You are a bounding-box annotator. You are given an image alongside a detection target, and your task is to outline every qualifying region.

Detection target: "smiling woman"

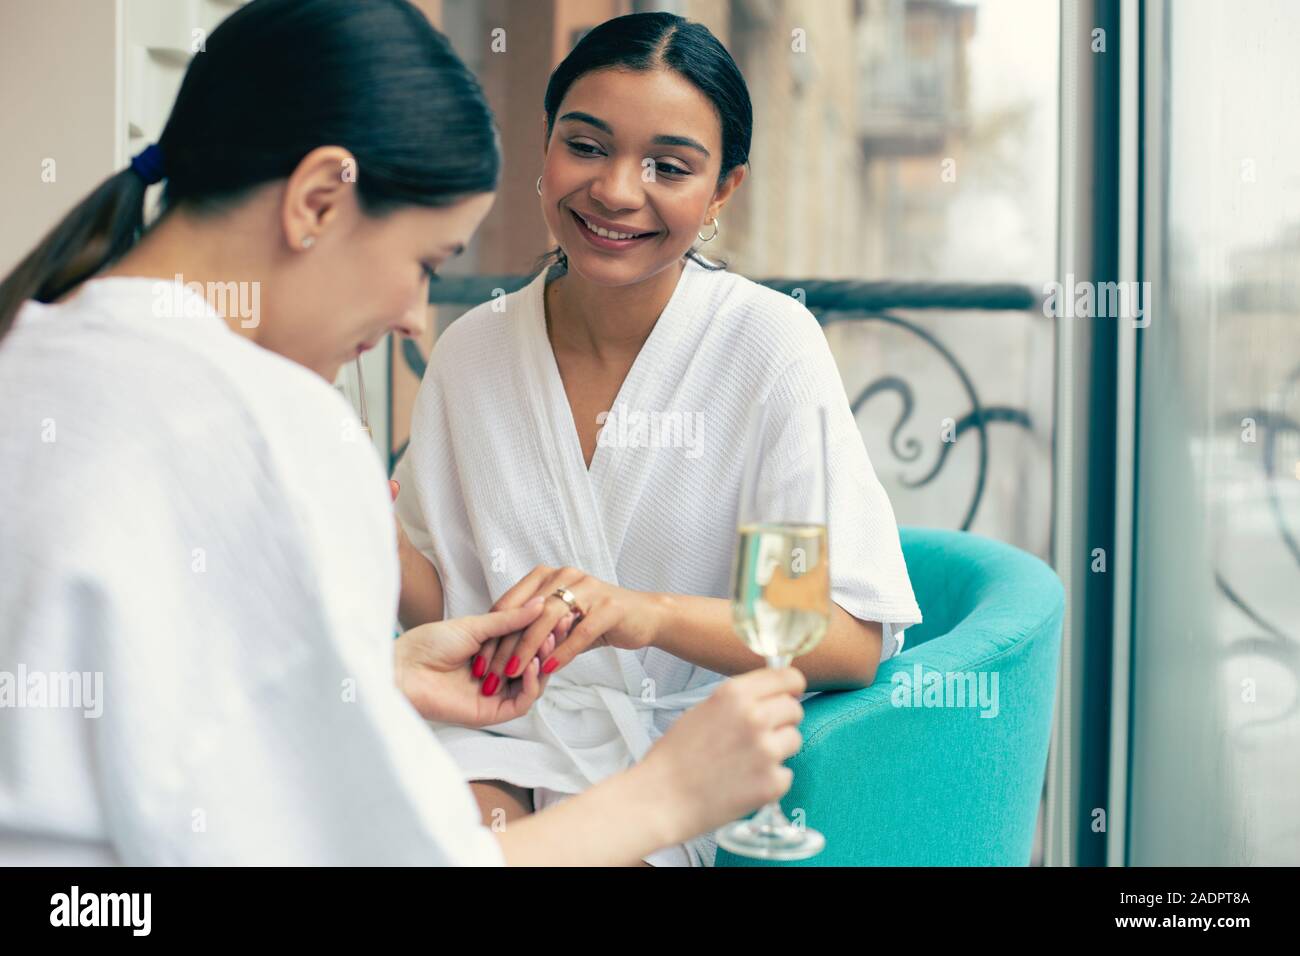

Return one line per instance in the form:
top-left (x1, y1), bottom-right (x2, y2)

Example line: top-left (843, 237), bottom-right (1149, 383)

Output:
top-left (393, 11), bottom-right (921, 868)
top-left (534, 11), bottom-right (752, 283)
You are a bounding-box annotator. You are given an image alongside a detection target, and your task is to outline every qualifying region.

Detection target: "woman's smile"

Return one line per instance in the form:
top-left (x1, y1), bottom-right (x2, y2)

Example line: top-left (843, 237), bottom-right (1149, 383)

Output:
top-left (568, 208), bottom-right (661, 252)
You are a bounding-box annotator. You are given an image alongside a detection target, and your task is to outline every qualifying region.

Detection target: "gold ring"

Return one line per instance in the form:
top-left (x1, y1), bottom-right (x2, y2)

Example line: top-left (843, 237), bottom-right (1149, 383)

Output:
top-left (550, 587), bottom-right (583, 618)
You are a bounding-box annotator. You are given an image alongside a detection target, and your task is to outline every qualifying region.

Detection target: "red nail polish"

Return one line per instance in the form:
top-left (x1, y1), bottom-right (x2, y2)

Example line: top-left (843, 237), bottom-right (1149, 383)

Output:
top-left (472, 656), bottom-right (486, 679)
top-left (505, 656), bottom-right (520, 677)
top-left (542, 658), bottom-right (560, 675)
top-left (482, 673), bottom-right (500, 696)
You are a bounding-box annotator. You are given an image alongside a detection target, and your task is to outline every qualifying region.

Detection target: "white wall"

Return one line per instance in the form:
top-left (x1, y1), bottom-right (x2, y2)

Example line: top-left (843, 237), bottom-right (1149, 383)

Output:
top-left (0, 0), bottom-right (122, 275)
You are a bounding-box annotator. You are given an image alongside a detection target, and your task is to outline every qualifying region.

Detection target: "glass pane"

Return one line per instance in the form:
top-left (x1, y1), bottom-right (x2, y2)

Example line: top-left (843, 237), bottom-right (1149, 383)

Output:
top-left (721, 0), bottom-right (1059, 555)
top-left (1130, 0), bottom-right (1300, 865)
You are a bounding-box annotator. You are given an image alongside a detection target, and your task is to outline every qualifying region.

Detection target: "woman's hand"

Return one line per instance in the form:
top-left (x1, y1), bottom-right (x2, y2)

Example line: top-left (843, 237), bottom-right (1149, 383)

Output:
top-left (476, 566), bottom-right (663, 691)
top-left (395, 599), bottom-right (558, 726)
top-left (638, 666), bottom-right (807, 839)
top-left (493, 666), bottom-right (808, 866)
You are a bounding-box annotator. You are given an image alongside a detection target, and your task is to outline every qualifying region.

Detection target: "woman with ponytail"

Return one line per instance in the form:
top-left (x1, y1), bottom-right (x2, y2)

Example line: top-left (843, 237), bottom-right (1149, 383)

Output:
top-left (0, 0), bottom-right (805, 866)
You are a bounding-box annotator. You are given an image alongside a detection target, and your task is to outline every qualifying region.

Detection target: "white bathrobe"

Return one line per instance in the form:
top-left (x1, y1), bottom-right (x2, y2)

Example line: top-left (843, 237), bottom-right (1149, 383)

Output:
top-left (394, 257), bottom-right (922, 866)
top-left (0, 277), bottom-right (500, 866)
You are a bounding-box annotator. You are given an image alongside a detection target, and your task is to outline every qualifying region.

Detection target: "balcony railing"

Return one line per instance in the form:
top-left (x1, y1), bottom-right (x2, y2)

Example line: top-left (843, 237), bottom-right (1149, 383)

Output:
top-left (410, 275), bottom-right (1043, 533)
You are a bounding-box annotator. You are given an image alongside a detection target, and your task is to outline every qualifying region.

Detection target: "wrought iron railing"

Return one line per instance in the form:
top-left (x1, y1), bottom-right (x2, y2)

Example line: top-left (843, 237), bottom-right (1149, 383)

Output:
top-left (407, 275), bottom-right (1044, 534)
top-left (1217, 378), bottom-right (1300, 733)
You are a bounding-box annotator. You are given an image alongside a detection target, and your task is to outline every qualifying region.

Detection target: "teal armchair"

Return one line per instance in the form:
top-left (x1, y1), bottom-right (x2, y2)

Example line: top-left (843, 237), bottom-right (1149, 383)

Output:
top-left (716, 527), bottom-right (1065, 866)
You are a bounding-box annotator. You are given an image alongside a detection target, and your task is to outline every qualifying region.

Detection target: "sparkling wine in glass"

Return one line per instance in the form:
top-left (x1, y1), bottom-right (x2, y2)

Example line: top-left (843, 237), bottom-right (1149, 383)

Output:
top-left (716, 403), bottom-right (830, 861)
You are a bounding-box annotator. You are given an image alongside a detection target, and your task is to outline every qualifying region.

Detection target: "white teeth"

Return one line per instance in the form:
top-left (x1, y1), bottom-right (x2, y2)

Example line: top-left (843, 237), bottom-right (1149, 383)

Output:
top-left (579, 214), bottom-right (644, 241)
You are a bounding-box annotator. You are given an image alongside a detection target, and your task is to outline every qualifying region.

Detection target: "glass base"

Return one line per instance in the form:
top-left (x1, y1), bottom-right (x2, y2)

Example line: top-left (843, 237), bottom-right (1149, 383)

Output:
top-left (716, 818), bottom-right (825, 861)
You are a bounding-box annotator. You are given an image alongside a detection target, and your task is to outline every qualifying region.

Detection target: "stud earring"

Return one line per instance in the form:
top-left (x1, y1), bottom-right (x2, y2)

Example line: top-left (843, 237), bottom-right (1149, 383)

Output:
top-left (301, 236), bottom-right (315, 250)
top-left (697, 218), bottom-right (720, 242)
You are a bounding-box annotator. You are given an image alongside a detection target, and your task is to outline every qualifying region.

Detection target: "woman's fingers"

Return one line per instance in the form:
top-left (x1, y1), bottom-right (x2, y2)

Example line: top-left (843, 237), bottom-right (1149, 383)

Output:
top-left (753, 690), bottom-right (806, 734)
top-left (732, 663), bottom-right (808, 701)
top-left (535, 601), bottom-right (617, 674)
top-left (483, 593), bottom-right (574, 694)
top-left (485, 630), bottom-right (523, 689)
top-left (473, 638), bottom-right (496, 681)
top-left (720, 668), bottom-right (806, 761)
top-left (454, 598), bottom-right (545, 643)
top-left (445, 598), bottom-right (545, 686)
top-left (516, 615), bottom-right (569, 676)
top-left (494, 658), bottom-right (543, 722)
top-left (639, 666), bottom-right (809, 836)
top-left (487, 630), bottom-right (559, 705)
top-left (487, 570), bottom-right (580, 682)
top-left (504, 598), bottom-right (573, 682)
top-left (490, 565), bottom-right (555, 612)
top-left (768, 724), bottom-right (804, 763)
top-left (454, 602), bottom-right (543, 680)
top-left (482, 567), bottom-right (587, 693)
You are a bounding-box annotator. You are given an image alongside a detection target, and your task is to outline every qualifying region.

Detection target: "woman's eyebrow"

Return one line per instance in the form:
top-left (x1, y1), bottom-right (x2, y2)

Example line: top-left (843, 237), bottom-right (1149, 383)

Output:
top-left (651, 134), bottom-right (710, 158)
top-left (558, 111), bottom-right (711, 158)
top-left (559, 110), bottom-right (613, 134)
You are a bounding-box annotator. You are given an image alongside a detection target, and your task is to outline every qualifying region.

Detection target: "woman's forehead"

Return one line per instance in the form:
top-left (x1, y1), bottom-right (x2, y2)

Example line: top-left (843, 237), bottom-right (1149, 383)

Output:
top-left (558, 68), bottom-right (722, 151)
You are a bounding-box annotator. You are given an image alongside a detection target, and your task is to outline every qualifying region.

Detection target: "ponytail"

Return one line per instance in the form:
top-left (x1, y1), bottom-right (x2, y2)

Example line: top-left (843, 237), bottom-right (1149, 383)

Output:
top-left (0, 0), bottom-right (500, 348)
top-left (0, 166), bottom-right (149, 344)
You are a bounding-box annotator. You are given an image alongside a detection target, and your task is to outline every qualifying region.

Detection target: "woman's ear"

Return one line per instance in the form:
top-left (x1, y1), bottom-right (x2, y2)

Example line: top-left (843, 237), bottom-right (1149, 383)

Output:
top-left (706, 164), bottom-right (748, 224)
top-left (280, 145), bottom-right (358, 251)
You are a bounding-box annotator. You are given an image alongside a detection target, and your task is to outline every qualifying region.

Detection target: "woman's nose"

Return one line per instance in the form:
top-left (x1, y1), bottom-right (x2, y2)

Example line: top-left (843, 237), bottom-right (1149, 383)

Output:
top-left (395, 283), bottom-right (429, 339)
top-left (589, 158), bottom-right (646, 212)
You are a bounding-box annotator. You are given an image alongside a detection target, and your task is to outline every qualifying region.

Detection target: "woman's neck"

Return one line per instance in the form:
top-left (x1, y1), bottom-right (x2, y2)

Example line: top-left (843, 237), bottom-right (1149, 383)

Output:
top-left (96, 206), bottom-right (271, 344)
top-left (545, 258), bottom-right (686, 365)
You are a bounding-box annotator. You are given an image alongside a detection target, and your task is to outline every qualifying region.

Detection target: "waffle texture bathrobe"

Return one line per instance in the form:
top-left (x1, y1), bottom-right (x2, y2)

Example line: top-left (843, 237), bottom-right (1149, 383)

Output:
top-left (0, 278), bottom-right (501, 866)
top-left (394, 258), bottom-right (922, 866)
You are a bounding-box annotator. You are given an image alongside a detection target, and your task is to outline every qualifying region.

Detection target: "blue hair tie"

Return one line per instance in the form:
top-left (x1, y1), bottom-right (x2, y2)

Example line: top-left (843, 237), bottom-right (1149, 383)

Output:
top-left (129, 143), bottom-right (165, 185)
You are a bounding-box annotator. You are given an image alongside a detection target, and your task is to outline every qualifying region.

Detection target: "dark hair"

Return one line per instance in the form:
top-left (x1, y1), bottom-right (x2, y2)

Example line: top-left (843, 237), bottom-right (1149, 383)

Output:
top-left (537, 11), bottom-right (752, 274)
top-left (0, 0), bottom-right (499, 343)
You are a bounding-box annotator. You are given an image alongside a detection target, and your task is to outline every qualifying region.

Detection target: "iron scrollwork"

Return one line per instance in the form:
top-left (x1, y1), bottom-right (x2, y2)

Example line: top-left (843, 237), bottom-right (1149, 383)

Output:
top-left (415, 275), bottom-right (1042, 530)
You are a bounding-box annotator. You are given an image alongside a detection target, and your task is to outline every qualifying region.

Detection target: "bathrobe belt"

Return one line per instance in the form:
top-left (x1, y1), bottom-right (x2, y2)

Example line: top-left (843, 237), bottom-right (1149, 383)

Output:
top-left (529, 677), bottom-right (719, 788)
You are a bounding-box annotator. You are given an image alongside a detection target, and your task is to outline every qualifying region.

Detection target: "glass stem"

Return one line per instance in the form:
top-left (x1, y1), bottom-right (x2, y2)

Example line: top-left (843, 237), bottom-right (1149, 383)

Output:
top-left (753, 654), bottom-right (796, 833)
top-left (750, 800), bottom-right (790, 836)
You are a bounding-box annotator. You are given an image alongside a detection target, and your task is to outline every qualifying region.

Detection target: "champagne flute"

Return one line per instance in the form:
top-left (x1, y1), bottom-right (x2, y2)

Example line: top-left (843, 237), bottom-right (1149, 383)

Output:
top-left (353, 356), bottom-right (372, 441)
top-left (337, 356), bottom-right (373, 442)
top-left (716, 403), bottom-right (830, 861)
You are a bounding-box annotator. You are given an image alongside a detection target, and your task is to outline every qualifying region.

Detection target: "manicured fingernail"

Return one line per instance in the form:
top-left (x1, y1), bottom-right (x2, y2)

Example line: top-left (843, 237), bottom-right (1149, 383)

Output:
top-left (524, 596), bottom-right (544, 609)
top-left (542, 658), bottom-right (560, 675)
top-left (481, 674), bottom-right (500, 696)
top-left (472, 656), bottom-right (486, 679)
top-left (505, 656), bottom-right (520, 677)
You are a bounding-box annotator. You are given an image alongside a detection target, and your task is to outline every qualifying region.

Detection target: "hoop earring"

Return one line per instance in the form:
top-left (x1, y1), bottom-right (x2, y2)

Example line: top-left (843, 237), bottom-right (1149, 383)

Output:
top-left (697, 218), bottom-right (720, 242)
top-left (536, 175), bottom-right (543, 196)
